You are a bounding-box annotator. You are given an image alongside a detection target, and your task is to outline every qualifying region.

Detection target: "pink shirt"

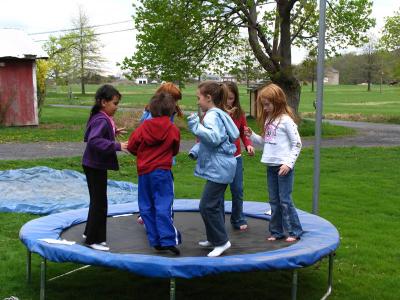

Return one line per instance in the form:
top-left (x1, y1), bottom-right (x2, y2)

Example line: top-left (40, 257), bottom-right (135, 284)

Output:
top-left (100, 111), bottom-right (116, 136)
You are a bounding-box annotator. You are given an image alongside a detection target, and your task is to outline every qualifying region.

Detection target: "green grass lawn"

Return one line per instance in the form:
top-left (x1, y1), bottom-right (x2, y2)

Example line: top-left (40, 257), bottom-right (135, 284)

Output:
top-left (1, 147), bottom-right (399, 299)
top-left (45, 83), bottom-right (400, 123)
top-left (0, 106), bottom-right (354, 143)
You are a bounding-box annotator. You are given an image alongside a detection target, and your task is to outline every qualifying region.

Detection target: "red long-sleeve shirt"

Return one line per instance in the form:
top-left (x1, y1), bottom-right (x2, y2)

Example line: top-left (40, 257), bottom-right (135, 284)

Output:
top-left (231, 114), bottom-right (252, 157)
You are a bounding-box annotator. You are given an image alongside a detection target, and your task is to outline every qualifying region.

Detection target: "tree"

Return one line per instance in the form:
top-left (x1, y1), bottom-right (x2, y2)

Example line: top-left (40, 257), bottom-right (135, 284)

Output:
top-left (295, 50), bottom-right (317, 92)
top-left (123, 0), bottom-right (375, 112)
top-left (228, 38), bottom-right (267, 89)
top-left (380, 8), bottom-right (400, 80)
top-left (43, 6), bottom-right (104, 93)
top-left (362, 35), bottom-right (379, 91)
top-left (380, 8), bottom-right (400, 52)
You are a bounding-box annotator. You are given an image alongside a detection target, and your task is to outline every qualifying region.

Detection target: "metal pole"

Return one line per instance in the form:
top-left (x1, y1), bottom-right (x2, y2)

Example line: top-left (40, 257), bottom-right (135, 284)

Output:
top-left (40, 258), bottom-right (47, 300)
top-left (321, 253), bottom-right (334, 300)
top-left (26, 250), bottom-right (31, 283)
top-left (312, 0), bottom-right (327, 215)
top-left (170, 278), bottom-right (176, 300)
top-left (291, 270), bottom-right (298, 300)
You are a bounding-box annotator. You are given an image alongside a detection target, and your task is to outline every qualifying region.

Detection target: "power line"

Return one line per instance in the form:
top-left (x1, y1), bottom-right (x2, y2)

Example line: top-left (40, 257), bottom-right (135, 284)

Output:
top-left (33, 28), bottom-right (135, 42)
top-left (28, 20), bottom-right (133, 35)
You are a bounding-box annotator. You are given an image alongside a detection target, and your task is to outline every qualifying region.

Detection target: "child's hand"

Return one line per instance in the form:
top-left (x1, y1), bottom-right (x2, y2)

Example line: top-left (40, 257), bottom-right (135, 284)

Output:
top-left (278, 164), bottom-right (291, 176)
top-left (120, 141), bottom-right (130, 154)
top-left (244, 126), bottom-right (252, 137)
top-left (246, 145), bottom-right (255, 156)
top-left (116, 127), bottom-right (127, 136)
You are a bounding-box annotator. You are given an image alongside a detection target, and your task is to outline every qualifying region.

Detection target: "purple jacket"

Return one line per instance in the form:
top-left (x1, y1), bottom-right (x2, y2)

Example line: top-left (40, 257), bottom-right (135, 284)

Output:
top-left (82, 113), bottom-right (121, 170)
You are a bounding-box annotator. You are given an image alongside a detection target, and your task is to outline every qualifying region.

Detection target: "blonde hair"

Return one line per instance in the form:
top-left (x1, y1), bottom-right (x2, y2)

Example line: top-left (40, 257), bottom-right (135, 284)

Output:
top-left (256, 83), bottom-right (298, 136)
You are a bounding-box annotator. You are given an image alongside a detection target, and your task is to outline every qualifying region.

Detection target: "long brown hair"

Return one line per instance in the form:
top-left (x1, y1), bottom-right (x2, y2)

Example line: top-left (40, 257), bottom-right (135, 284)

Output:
top-left (256, 83), bottom-right (298, 136)
top-left (198, 81), bottom-right (229, 111)
top-left (224, 81), bottom-right (244, 119)
top-left (145, 82), bottom-right (183, 117)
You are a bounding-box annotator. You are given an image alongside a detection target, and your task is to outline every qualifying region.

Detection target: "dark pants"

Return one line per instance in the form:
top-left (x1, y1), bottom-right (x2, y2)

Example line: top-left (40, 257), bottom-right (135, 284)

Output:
top-left (200, 180), bottom-right (229, 246)
top-left (83, 165), bottom-right (108, 244)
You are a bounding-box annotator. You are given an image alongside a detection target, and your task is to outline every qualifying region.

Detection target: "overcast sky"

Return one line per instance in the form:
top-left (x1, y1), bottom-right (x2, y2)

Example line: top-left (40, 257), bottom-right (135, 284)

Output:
top-left (0, 0), bottom-right (398, 75)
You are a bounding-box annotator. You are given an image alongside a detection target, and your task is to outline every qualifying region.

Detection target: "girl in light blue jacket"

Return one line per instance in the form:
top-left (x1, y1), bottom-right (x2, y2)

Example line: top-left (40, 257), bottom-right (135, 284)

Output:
top-left (187, 81), bottom-right (239, 257)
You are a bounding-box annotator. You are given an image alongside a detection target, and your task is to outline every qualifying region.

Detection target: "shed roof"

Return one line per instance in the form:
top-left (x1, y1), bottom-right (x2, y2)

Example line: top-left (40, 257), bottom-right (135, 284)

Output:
top-left (0, 28), bottom-right (48, 59)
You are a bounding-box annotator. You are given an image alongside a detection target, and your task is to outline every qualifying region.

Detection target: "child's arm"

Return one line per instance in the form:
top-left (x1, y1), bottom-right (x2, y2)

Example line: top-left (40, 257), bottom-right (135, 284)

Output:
top-left (188, 142), bottom-right (200, 160)
top-left (240, 115), bottom-right (255, 156)
top-left (172, 127), bottom-right (180, 157)
top-left (87, 119), bottom-right (121, 154)
top-left (187, 113), bottom-right (224, 147)
top-left (244, 126), bottom-right (264, 146)
top-left (127, 128), bottom-right (142, 155)
top-left (282, 118), bottom-right (302, 170)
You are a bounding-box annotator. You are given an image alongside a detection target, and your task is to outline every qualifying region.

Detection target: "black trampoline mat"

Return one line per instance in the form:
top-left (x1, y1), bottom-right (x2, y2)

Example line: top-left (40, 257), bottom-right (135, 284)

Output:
top-left (61, 212), bottom-right (295, 257)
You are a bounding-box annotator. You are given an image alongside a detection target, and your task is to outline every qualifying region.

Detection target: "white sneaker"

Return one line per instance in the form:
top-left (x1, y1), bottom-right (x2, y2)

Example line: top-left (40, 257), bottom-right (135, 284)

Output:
top-left (83, 235), bottom-right (107, 247)
top-left (198, 240), bottom-right (212, 247)
top-left (89, 243), bottom-right (110, 251)
top-left (207, 241), bottom-right (231, 257)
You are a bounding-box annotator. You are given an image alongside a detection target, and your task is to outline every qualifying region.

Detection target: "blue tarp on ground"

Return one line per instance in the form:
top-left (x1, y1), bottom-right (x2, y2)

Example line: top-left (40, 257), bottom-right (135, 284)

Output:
top-left (0, 167), bottom-right (137, 214)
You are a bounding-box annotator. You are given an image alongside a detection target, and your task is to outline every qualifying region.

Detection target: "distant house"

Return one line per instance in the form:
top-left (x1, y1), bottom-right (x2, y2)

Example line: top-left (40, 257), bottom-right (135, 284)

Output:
top-left (0, 29), bottom-right (48, 127)
top-left (202, 73), bottom-right (220, 81)
top-left (324, 67), bottom-right (339, 85)
top-left (221, 74), bottom-right (237, 82)
top-left (135, 75), bottom-right (148, 84)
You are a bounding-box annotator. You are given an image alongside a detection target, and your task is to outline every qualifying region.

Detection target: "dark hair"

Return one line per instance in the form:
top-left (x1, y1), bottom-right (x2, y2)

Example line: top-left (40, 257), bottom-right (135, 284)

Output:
top-left (224, 81), bottom-right (244, 119)
top-left (198, 81), bottom-right (229, 111)
top-left (90, 84), bottom-right (122, 117)
top-left (144, 82), bottom-right (183, 117)
top-left (149, 92), bottom-right (176, 117)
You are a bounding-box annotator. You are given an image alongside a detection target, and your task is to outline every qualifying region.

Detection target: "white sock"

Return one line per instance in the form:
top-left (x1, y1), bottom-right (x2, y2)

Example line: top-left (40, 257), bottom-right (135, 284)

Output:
top-left (207, 241), bottom-right (231, 257)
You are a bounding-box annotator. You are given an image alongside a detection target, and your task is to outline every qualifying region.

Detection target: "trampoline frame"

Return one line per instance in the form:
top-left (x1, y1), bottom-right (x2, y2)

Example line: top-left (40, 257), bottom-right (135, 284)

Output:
top-left (21, 200), bottom-right (339, 299)
top-left (26, 250), bottom-right (334, 300)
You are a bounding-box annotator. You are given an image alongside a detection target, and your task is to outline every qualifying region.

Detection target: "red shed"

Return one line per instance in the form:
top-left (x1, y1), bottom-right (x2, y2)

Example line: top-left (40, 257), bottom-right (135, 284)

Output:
top-left (0, 29), bottom-right (48, 126)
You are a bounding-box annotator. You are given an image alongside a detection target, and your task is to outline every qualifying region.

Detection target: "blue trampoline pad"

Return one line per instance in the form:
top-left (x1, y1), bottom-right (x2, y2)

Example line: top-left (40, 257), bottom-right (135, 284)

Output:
top-left (20, 200), bottom-right (339, 279)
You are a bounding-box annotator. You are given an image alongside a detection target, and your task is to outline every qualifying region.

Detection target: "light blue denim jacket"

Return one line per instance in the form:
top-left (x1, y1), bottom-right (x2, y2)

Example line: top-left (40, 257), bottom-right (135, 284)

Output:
top-left (187, 107), bottom-right (239, 184)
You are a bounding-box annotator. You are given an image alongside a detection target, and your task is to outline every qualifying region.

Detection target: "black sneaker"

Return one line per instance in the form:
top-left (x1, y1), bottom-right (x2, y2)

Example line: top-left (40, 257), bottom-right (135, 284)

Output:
top-left (154, 245), bottom-right (180, 255)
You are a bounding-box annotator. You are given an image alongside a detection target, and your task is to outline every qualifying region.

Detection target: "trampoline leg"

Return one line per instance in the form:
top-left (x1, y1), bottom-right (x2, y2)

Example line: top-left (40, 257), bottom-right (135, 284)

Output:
top-left (170, 278), bottom-right (176, 300)
top-left (26, 250), bottom-right (31, 284)
top-left (321, 253), bottom-right (334, 300)
top-left (40, 258), bottom-right (46, 300)
top-left (291, 270), bottom-right (298, 300)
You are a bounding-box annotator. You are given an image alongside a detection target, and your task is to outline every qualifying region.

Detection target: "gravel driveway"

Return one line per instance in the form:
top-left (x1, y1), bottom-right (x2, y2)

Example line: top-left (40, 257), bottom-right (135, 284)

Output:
top-left (0, 120), bottom-right (399, 160)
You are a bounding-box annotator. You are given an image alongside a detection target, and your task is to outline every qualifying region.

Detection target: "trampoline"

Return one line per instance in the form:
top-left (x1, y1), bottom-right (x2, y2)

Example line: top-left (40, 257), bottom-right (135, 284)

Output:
top-left (20, 200), bottom-right (339, 300)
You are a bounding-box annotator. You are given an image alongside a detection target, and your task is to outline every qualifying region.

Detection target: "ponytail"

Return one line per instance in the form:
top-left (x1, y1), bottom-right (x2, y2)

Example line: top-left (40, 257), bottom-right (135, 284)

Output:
top-left (198, 81), bottom-right (229, 112)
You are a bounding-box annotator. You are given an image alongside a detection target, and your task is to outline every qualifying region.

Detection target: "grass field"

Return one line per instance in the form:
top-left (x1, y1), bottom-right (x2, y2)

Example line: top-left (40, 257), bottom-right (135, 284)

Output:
top-left (1, 147), bottom-right (399, 299)
top-left (45, 83), bottom-right (400, 123)
top-left (0, 106), bottom-right (354, 143)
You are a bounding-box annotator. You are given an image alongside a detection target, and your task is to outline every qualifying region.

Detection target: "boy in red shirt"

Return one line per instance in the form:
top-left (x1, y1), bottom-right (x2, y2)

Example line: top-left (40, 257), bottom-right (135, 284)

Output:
top-left (127, 92), bottom-right (181, 255)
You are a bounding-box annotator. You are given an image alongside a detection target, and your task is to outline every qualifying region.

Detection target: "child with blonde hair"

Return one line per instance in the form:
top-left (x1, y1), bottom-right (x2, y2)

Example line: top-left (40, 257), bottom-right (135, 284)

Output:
top-left (244, 83), bottom-right (303, 242)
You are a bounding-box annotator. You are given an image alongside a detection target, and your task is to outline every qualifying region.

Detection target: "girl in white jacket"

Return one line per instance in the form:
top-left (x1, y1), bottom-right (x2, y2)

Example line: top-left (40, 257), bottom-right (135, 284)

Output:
top-left (244, 84), bottom-right (303, 242)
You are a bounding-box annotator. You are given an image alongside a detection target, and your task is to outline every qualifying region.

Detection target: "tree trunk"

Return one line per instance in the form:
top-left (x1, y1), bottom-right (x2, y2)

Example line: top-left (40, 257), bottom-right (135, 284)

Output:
top-left (272, 74), bottom-right (301, 114)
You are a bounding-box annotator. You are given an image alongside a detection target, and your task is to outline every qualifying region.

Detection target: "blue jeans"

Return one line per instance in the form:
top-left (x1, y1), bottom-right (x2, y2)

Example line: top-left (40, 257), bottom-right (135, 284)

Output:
top-left (267, 166), bottom-right (303, 238)
top-left (229, 156), bottom-right (247, 228)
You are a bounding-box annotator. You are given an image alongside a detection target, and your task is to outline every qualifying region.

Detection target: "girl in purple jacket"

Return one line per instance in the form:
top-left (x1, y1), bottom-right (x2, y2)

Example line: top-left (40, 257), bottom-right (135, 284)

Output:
top-left (82, 84), bottom-right (128, 251)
